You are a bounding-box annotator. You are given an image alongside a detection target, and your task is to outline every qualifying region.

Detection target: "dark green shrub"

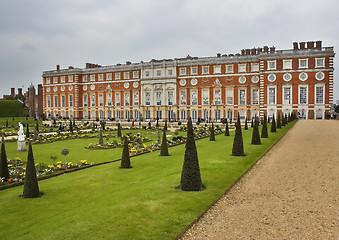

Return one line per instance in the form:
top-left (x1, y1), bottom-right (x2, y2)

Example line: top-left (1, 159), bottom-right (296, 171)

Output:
top-left (117, 123), bottom-right (122, 137)
top-left (252, 116), bottom-right (261, 145)
top-left (160, 122), bottom-right (169, 156)
top-left (225, 119), bottom-right (230, 136)
top-left (277, 113), bottom-right (282, 129)
top-left (261, 114), bottom-right (268, 138)
top-left (232, 115), bottom-right (245, 156)
top-left (209, 122), bottom-right (215, 141)
top-left (99, 128), bottom-right (104, 145)
top-left (120, 136), bottom-right (131, 169)
top-left (0, 139), bottom-right (10, 181)
top-left (244, 118), bottom-right (248, 130)
top-left (271, 114), bottom-right (277, 132)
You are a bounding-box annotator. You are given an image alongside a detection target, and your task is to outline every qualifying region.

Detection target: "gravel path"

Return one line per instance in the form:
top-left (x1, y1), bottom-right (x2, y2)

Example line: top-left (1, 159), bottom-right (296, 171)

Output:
top-left (179, 120), bottom-right (339, 239)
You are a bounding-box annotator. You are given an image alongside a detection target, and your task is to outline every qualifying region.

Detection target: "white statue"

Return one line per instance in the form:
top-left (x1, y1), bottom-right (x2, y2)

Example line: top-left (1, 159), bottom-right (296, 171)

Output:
top-left (17, 122), bottom-right (26, 151)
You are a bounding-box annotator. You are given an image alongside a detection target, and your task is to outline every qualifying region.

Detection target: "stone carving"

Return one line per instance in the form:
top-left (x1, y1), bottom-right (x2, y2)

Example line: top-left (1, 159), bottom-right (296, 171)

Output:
top-left (17, 122), bottom-right (26, 152)
top-left (213, 78), bottom-right (222, 87)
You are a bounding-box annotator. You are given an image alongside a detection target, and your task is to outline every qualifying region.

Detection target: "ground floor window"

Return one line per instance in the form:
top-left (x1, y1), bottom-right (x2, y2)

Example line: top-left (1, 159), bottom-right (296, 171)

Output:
top-left (100, 111), bottom-right (104, 120)
top-left (180, 110), bottom-right (186, 120)
top-left (227, 110), bottom-right (233, 121)
top-left (316, 109), bottom-right (323, 119)
top-left (214, 110), bottom-right (220, 121)
top-left (156, 110), bottom-right (162, 120)
top-left (83, 111), bottom-right (88, 119)
top-left (125, 110), bottom-right (130, 120)
top-left (192, 110), bottom-right (197, 121)
top-left (116, 110), bottom-right (121, 120)
top-left (91, 111), bottom-right (96, 119)
top-left (203, 110), bottom-right (209, 121)
top-left (239, 110), bottom-right (246, 122)
top-left (145, 110), bottom-right (150, 120)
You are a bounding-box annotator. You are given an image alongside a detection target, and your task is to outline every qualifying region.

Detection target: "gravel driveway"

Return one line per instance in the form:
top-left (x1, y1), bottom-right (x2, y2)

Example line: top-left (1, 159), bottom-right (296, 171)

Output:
top-left (179, 120), bottom-right (339, 239)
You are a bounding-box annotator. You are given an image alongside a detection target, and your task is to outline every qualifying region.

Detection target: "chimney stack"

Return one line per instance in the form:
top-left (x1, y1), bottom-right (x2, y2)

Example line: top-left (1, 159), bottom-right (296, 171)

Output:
top-left (11, 88), bottom-right (15, 96)
top-left (270, 46), bottom-right (276, 53)
top-left (56, 65), bottom-right (60, 70)
top-left (293, 42), bottom-right (299, 50)
top-left (245, 49), bottom-right (250, 55)
top-left (241, 49), bottom-right (245, 55)
top-left (18, 88), bottom-right (23, 95)
top-left (299, 42), bottom-right (306, 49)
top-left (251, 48), bottom-right (257, 55)
top-left (307, 41), bottom-right (314, 49)
top-left (263, 46), bottom-right (269, 52)
top-left (316, 40), bottom-right (322, 49)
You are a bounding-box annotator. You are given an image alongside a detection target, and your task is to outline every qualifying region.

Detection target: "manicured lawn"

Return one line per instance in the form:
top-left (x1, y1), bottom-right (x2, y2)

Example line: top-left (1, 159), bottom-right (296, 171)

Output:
top-left (0, 121), bottom-right (296, 240)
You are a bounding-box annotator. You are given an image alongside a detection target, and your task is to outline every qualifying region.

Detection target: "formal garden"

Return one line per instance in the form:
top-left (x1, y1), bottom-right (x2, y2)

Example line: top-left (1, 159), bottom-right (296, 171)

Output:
top-left (0, 114), bottom-right (297, 240)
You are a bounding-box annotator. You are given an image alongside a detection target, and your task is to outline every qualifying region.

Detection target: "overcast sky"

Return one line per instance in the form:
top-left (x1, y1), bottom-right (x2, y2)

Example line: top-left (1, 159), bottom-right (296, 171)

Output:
top-left (0, 0), bottom-right (338, 101)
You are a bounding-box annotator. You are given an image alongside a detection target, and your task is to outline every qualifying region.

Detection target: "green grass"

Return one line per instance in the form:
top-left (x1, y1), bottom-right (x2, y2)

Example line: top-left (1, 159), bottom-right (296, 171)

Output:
top-left (0, 117), bottom-right (41, 127)
top-left (0, 121), bottom-right (296, 240)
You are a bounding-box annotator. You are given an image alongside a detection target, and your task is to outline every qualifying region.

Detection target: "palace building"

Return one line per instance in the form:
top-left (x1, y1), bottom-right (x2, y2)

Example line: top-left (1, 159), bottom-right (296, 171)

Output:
top-left (42, 41), bottom-right (335, 121)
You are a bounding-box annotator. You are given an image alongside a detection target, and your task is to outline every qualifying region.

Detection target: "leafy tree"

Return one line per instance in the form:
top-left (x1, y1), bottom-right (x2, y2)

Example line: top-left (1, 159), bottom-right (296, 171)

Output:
top-left (261, 114), bottom-right (268, 138)
top-left (160, 122), bottom-right (169, 156)
top-left (117, 123), bottom-right (122, 137)
top-left (232, 115), bottom-right (245, 156)
top-left (252, 116), bottom-right (261, 145)
top-left (277, 113), bottom-right (282, 129)
top-left (22, 142), bottom-right (41, 198)
top-left (120, 136), bottom-right (132, 168)
top-left (180, 117), bottom-right (203, 191)
top-left (0, 137), bottom-right (10, 181)
top-left (224, 118), bottom-right (230, 136)
top-left (209, 122), bottom-right (215, 141)
top-left (271, 114), bottom-right (277, 132)
top-left (61, 148), bottom-right (69, 164)
top-left (244, 118), bottom-right (248, 130)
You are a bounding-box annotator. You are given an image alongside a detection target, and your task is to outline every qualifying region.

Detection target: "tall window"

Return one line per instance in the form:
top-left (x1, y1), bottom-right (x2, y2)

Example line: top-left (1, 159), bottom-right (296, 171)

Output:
top-left (227, 110), bottom-right (233, 120)
top-left (299, 86), bottom-right (308, 104)
top-left (115, 73), bottom-right (121, 80)
top-left (83, 95), bottom-right (88, 107)
top-left (47, 96), bottom-right (51, 108)
top-left (214, 65), bottom-right (221, 74)
top-left (91, 95), bottom-right (96, 107)
top-left (239, 89), bottom-right (246, 105)
top-left (191, 91), bottom-right (198, 105)
top-left (315, 86), bottom-right (324, 104)
top-left (100, 111), bottom-right (104, 119)
top-left (145, 110), bottom-right (150, 120)
top-left (191, 67), bottom-right (198, 75)
top-left (283, 87), bottom-right (291, 105)
top-left (116, 93), bottom-right (121, 106)
top-left (179, 68), bottom-right (186, 75)
top-left (315, 58), bottom-right (325, 68)
top-left (192, 110), bottom-right (197, 121)
top-left (252, 89), bottom-right (259, 105)
top-left (133, 92), bottom-right (139, 106)
top-left (214, 90), bottom-right (221, 105)
top-left (215, 110), bottom-right (220, 120)
top-left (251, 63), bottom-right (259, 72)
top-left (107, 73), bottom-right (112, 80)
top-left (125, 110), bottom-right (130, 120)
top-left (203, 110), bottom-right (209, 121)
top-left (61, 96), bottom-right (66, 107)
top-left (168, 91), bottom-right (173, 105)
top-left (268, 87), bottom-right (276, 105)
top-left (124, 93), bottom-right (130, 106)
top-left (181, 110), bottom-right (186, 120)
top-left (156, 92), bottom-right (162, 105)
top-left (156, 110), bottom-right (162, 119)
top-left (69, 95), bottom-right (73, 107)
top-left (54, 96), bottom-right (58, 107)
top-left (145, 92), bottom-right (150, 106)
top-left (226, 89), bottom-right (233, 105)
top-left (116, 110), bottom-right (121, 119)
top-left (202, 90), bottom-right (209, 105)
top-left (180, 91), bottom-right (186, 105)
top-left (107, 93), bottom-right (112, 106)
top-left (98, 94), bottom-right (103, 107)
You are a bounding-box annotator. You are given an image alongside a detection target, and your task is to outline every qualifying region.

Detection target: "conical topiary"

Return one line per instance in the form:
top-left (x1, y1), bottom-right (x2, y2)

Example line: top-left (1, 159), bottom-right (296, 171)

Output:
top-left (251, 117), bottom-right (254, 128)
top-left (261, 114), bottom-right (268, 138)
top-left (98, 128), bottom-right (104, 145)
top-left (117, 123), bottom-right (122, 137)
top-left (69, 120), bottom-right (73, 134)
top-left (277, 113), bottom-right (282, 129)
top-left (251, 116), bottom-right (261, 145)
top-left (244, 118), bottom-right (248, 130)
top-left (6, 119), bottom-right (8, 128)
top-left (26, 124), bottom-right (30, 138)
top-left (22, 142), bottom-right (41, 198)
top-left (120, 136), bottom-right (131, 168)
top-left (232, 115), bottom-right (245, 156)
top-left (271, 114), bottom-right (277, 132)
top-left (225, 119), bottom-right (230, 136)
top-left (282, 114), bottom-right (286, 126)
top-left (180, 117), bottom-right (203, 191)
top-left (160, 122), bottom-right (169, 156)
top-left (0, 138), bottom-right (10, 181)
top-left (33, 125), bottom-right (38, 142)
top-left (210, 122), bottom-right (215, 141)
top-left (284, 114), bottom-right (288, 125)
top-left (36, 122), bottom-right (39, 133)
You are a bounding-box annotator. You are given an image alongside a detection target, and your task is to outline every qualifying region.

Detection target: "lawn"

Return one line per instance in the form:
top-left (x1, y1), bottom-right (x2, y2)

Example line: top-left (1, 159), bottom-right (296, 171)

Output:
top-left (0, 121), bottom-right (296, 240)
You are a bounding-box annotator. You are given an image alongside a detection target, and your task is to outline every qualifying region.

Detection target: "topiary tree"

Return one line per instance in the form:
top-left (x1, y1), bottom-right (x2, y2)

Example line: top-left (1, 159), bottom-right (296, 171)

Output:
top-left (251, 117), bottom-right (254, 128)
top-left (232, 115), bottom-right (245, 156)
top-left (160, 122), bottom-right (169, 156)
top-left (61, 148), bottom-right (69, 164)
top-left (180, 118), bottom-right (203, 191)
top-left (244, 117), bottom-right (248, 130)
top-left (224, 118), bottom-right (230, 136)
top-left (120, 136), bottom-right (132, 168)
top-left (277, 113), bottom-right (282, 129)
top-left (261, 114), bottom-right (268, 138)
top-left (282, 114), bottom-right (286, 126)
top-left (22, 142), bottom-right (41, 198)
top-left (98, 128), bottom-right (104, 145)
top-left (69, 120), bottom-right (73, 134)
top-left (209, 122), bottom-right (215, 141)
top-left (26, 123), bottom-right (30, 138)
top-left (251, 116), bottom-right (261, 145)
top-left (0, 137), bottom-right (10, 181)
top-left (36, 122), bottom-right (39, 133)
top-left (271, 114), bottom-right (277, 132)
top-left (33, 125), bottom-right (38, 142)
top-left (117, 123), bottom-right (122, 137)
top-left (284, 114), bottom-right (288, 125)
top-left (6, 119), bottom-right (8, 128)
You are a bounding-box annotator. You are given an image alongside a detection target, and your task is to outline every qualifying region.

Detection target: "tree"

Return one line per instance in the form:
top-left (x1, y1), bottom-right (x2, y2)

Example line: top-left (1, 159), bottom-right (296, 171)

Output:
top-left (160, 122), bottom-right (169, 156)
top-left (232, 115), bottom-right (245, 156)
top-left (252, 116), bottom-right (261, 145)
top-left (0, 137), bottom-right (10, 181)
top-left (98, 128), bottom-right (104, 145)
top-left (6, 119), bottom-right (8, 128)
top-left (282, 114), bottom-right (286, 126)
top-left (271, 114), bottom-right (277, 132)
top-left (26, 123), bottom-right (30, 138)
top-left (33, 124), bottom-right (38, 142)
top-left (36, 121), bottom-right (39, 132)
top-left (261, 114), bottom-right (268, 138)
top-left (277, 113), bottom-right (282, 129)
top-left (251, 117), bottom-right (254, 128)
top-left (22, 142), bottom-right (41, 198)
top-left (120, 136), bottom-right (131, 168)
top-left (209, 122), bottom-right (216, 141)
top-left (244, 118), bottom-right (248, 130)
top-left (224, 119), bottom-right (230, 136)
top-left (117, 123), bottom-right (122, 137)
top-left (69, 120), bottom-right (73, 134)
top-left (61, 148), bottom-right (69, 164)
top-left (180, 118), bottom-right (203, 191)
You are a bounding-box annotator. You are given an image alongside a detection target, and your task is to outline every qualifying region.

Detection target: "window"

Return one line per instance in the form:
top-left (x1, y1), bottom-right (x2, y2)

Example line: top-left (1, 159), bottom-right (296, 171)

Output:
top-left (238, 64), bottom-right (246, 73)
top-left (54, 95), bottom-right (58, 107)
top-left (124, 93), bottom-right (130, 106)
top-left (83, 111), bottom-right (88, 119)
top-left (299, 86), bottom-right (308, 104)
top-left (192, 110), bottom-right (198, 121)
top-left (145, 92), bottom-right (150, 106)
top-left (90, 75), bottom-right (95, 81)
top-left (156, 92), bottom-right (162, 105)
top-left (168, 91), bottom-right (173, 105)
top-left (156, 70), bottom-right (161, 77)
top-left (99, 111), bottom-right (104, 119)
top-left (283, 59), bottom-right (292, 69)
top-left (315, 86), bottom-right (324, 104)
top-left (191, 67), bottom-right (198, 75)
top-left (215, 110), bottom-right (220, 121)
top-left (107, 73), bottom-right (112, 80)
top-left (61, 76), bottom-right (65, 83)
top-left (191, 91), bottom-right (198, 105)
top-left (107, 93), bottom-right (112, 106)
top-left (53, 77), bottom-right (58, 84)
top-left (133, 92), bottom-right (139, 106)
top-left (299, 59), bottom-right (308, 69)
top-left (252, 110), bottom-right (259, 119)
top-left (124, 72), bottom-right (130, 79)
top-left (46, 78), bottom-right (51, 84)
top-left (267, 60), bottom-right (276, 70)
top-left (227, 110), bottom-right (233, 120)
top-left (91, 94), bottom-right (96, 107)
top-left (268, 87), bottom-right (276, 105)
top-left (252, 89), bottom-right (259, 105)
top-left (83, 76), bottom-right (88, 82)
top-left (179, 68), bottom-right (186, 75)
top-left (214, 90), bottom-right (221, 105)
top-left (181, 110), bottom-right (186, 120)
top-left (69, 111), bottom-right (73, 119)
top-left (283, 87), bottom-right (291, 105)
top-left (133, 71), bottom-right (139, 79)
top-left (116, 93), bottom-right (121, 106)
top-left (214, 65), bottom-right (221, 74)
top-left (251, 63), bottom-right (259, 72)
top-left (226, 89), bottom-right (233, 105)
top-left (98, 74), bottom-right (103, 81)
top-left (134, 110), bottom-right (139, 120)
top-left (99, 94), bottom-right (103, 107)
top-left (83, 95), bottom-right (88, 107)
top-left (47, 96), bottom-right (51, 108)
top-left (202, 90), bottom-right (209, 105)
top-left (315, 58), bottom-right (325, 68)
top-left (203, 110), bottom-right (209, 121)
top-left (116, 110), bottom-right (121, 120)
top-left (115, 73), bottom-right (121, 80)
top-left (125, 110), bottom-right (130, 120)
top-left (68, 76), bottom-right (73, 82)
top-left (61, 96), bottom-right (66, 107)
top-left (239, 110), bottom-right (246, 121)
top-left (156, 110), bottom-right (162, 120)
top-left (168, 69), bottom-right (173, 76)
top-left (145, 71), bottom-right (150, 77)
top-left (62, 111), bottom-right (66, 118)
top-left (239, 89), bottom-right (246, 105)
top-left (202, 66), bottom-right (209, 74)
top-left (91, 111), bottom-right (96, 119)
top-left (316, 110), bottom-right (323, 119)
top-left (69, 95), bottom-right (73, 107)
top-left (226, 65), bottom-right (233, 73)
top-left (180, 91), bottom-right (186, 105)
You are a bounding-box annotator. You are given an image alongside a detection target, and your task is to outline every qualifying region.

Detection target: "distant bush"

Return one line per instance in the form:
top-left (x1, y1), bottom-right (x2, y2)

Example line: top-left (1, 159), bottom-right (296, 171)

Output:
top-left (0, 100), bottom-right (24, 117)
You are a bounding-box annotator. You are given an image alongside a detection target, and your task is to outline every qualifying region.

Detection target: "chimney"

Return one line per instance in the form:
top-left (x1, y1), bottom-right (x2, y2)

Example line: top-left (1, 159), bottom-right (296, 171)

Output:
top-left (293, 42), bottom-right (299, 50)
top-left (126, 61), bottom-right (131, 65)
top-left (18, 88), bottom-right (23, 95)
top-left (11, 88), bottom-right (15, 96)
top-left (263, 46), bottom-right (269, 52)
top-left (257, 47), bottom-right (262, 53)
top-left (245, 49), bottom-right (251, 55)
top-left (217, 53), bottom-right (221, 57)
top-left (56, 65), bottom-right (60, 71)
top-left (300, 42), bottom-right (306, 49)
top-left (241, 49), bottom-right (245, 55)
top-left (251, 48), bottom-right (257, 55)
top-left (68, 66), bottom-right (74, 69)
top-left (270, 46), bottom-right (276, 53)
top-left (307, 41), bottom-right (314, 49)
top-left (316, 41), bottom-right (322, 49)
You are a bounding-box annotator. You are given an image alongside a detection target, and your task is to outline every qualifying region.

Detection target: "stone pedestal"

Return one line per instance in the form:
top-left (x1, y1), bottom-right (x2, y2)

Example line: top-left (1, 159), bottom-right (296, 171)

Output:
top-left (17, 140), bottom-right (27, 152)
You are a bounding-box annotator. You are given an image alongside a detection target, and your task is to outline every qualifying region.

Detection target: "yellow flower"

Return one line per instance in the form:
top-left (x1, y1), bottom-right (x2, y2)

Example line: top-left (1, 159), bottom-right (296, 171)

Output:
top-left (57, 165), bottom-right (61, 168)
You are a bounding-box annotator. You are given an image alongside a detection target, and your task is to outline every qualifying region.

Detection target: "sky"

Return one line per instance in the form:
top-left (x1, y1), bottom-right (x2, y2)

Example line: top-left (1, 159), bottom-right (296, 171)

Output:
top-left (0, 0), bottom-right (338, 101)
